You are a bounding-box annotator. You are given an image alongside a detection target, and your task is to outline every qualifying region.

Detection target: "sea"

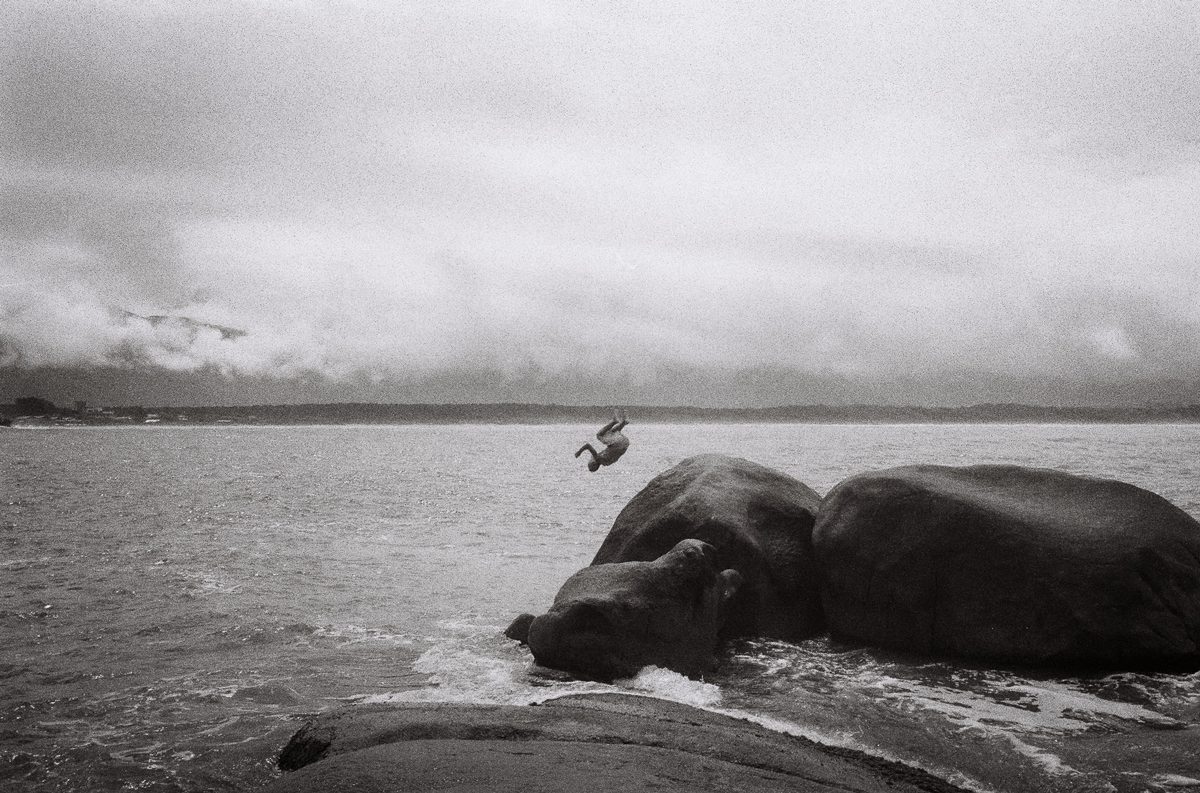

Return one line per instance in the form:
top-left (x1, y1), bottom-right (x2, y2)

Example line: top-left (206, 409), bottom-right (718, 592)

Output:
top-left (3, 422), bottom-right (1199, 793)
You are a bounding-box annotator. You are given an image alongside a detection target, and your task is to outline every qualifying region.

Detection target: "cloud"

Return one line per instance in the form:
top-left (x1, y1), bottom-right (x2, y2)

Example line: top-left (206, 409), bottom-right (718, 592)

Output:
top-left (2, 2), bottom-right (1199, 405)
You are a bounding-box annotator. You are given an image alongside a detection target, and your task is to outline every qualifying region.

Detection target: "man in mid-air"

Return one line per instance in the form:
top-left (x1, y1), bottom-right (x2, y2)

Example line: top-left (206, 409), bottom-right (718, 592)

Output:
top-left (575, 409), bottom-right (630, 472)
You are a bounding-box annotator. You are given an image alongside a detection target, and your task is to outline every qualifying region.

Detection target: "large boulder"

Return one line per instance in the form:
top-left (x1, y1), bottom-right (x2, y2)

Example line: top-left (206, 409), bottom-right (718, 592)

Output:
top-left (525, 538), bottom-right (743, 680)
top-left (814, 464), bottom-right (1200, 669)
top-left (264, 693), bottom-right (967, 793)
top-left (593, 454), bottom-right (826, 640)
top-left (509, 454), bottom-right (824, 680)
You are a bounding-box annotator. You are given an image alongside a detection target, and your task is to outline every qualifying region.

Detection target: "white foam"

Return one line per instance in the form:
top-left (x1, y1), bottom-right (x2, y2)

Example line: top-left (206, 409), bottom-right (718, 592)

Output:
top-left (360, 630), bottom-right (725, 709)
top-left (0, 556), bottom-right (51, 570)
top-left (1150, 773), bottom-right (1200, 788)
top-left (362, 650), bottom-right (608, 706)
top-left (707, 706), bottom-right (1001, 793)
top-left (619, 666), bottom-right (722, 708)
top-left (360, 627), bottom-right (602, 706)
top-left (1003, 681), bottom-right (1186, 730)
top-left (864, 674), bottom-right (1185, 735)
top-left (728, 644), bottom-right (793, 675)
top-left (309, 624), bottom-right (415, 646)
top-left (1002, 734), bottom-right (1082, 778)
top-left (713, 708), bottom-right (861, 751)
top-left (180, 572), bottom-right (242, 596)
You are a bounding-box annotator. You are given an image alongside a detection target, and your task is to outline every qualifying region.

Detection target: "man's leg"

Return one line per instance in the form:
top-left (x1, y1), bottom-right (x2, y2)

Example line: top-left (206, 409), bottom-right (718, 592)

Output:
top-left (595, 420), bottom-right (618, 440)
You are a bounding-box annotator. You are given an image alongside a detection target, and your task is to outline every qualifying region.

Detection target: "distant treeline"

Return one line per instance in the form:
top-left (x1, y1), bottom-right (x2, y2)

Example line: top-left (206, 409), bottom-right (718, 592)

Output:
top-left (8, 401), bottom-right (1196, 424)
top-left (215, 402), bottom-right (1200, 424)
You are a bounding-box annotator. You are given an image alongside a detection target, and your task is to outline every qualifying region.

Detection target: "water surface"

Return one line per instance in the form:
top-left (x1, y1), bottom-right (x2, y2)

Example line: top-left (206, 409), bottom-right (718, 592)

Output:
top-left (3, 423), bottom-right (1199, 792)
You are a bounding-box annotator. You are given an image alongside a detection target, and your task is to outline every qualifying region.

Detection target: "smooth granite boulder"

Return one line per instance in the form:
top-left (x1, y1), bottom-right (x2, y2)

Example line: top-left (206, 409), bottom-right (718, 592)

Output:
top-left (524, 538), bottom-right (743, 680)
top-left (508, 454), bottom-right (824, 679)
top-left (264, 693), bottom-right (967, 793)
top-left (814, 464), bottom-right (1200, 669)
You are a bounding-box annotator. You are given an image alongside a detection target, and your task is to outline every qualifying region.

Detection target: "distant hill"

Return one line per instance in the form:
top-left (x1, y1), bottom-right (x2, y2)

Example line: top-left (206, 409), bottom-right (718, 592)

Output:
top-left (89, 402), bottom-right (1200, 424)
top-left (7, 400), bottom-right (1200, 425)
top-left (120, 311), bottom-right (247, 340)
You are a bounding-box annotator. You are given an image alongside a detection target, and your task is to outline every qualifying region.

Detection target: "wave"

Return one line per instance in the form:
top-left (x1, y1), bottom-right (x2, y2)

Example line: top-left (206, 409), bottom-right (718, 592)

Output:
top-left (356, 619), bottom-right (720, 708)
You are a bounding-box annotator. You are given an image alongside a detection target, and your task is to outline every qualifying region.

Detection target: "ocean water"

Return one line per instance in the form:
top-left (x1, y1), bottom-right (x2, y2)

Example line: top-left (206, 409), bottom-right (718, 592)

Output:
top-left (3, 422), bottom-right (1199, 793)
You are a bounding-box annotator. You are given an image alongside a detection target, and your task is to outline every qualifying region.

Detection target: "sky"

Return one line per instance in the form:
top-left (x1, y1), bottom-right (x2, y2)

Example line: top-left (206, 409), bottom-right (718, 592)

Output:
top-left (2, 1), bottom-right (1199, 407)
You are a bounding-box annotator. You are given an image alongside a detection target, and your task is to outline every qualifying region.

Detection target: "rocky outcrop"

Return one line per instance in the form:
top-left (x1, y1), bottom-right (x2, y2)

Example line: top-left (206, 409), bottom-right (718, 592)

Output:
top-left (509, 455), bottom-right (824, 679)
top-left (594, 454), bottom-right (825, 640)
top-left (265, 693), bottom-right (967, 793)
top-left (814, 464), bottom-right (1200, 669)
top-left (523, 538), bottom-right (743, 680)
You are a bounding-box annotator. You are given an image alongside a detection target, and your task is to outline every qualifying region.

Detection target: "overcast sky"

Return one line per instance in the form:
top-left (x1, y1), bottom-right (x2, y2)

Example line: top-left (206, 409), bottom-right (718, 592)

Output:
top-left (2, 1), bottom-right (1199, 406)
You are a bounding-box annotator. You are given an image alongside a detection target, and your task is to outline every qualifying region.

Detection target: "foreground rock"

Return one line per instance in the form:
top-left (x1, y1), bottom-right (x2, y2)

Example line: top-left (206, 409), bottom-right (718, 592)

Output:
top-left (815, 464), bottom-right (1200, 669)
top-left (508, 454), bottom-right (824, 679)
top-left (265, 693), bottom-right (967, 793)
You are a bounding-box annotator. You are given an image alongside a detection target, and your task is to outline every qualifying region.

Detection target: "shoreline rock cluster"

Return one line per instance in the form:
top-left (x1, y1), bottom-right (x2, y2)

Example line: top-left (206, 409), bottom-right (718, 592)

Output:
top-left (267, 454), bottom-right (1200, 791)
top-left (511, 455), bottom-right (1200, 678)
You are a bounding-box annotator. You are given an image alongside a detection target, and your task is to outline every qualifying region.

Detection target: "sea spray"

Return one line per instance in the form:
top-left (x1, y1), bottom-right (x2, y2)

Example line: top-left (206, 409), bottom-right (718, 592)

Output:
top-left (362, 627), bottom-right (722, 707)
top-left (619, 666), bottom-right (722, 708)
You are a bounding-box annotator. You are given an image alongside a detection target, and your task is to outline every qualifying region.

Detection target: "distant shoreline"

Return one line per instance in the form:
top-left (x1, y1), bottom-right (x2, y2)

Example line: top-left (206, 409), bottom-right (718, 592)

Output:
top-left (6, 402), bottom-right (1200, 426)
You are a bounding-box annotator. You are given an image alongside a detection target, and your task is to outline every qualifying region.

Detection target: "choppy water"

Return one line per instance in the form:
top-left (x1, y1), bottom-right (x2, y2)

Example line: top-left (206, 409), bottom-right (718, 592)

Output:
top-left (2, 422), bottom-right (1199, 792)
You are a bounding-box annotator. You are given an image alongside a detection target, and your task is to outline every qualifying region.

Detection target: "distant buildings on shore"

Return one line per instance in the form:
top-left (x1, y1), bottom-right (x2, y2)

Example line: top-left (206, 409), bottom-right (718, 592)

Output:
top-left (0, 397), bottom-right (245, 426)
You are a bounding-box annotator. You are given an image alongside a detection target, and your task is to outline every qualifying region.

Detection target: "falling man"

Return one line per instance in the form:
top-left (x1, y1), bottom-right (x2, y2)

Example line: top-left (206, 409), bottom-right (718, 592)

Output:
top-left (575, 409), bottom-right (630, 472)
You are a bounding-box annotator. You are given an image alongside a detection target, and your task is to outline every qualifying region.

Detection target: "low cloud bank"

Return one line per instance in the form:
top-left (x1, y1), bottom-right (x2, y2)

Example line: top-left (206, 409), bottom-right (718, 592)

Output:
top-left (4, 226), bottom-right (1199, 407)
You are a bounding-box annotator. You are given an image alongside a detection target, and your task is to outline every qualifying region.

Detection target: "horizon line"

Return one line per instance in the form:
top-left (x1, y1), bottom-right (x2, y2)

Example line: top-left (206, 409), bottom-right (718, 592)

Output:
top-left (8, 399), bottom-right (1200, 412)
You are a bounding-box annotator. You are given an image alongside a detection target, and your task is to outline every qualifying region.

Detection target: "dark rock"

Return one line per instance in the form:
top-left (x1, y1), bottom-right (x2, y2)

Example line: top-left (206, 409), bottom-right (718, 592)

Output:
top-left (594, 454), bottom-right (825, 640)
top-left (520, 454), bottom-right (824, 679)
top-left (504, 613), bottom-right (534, 643)
top-left (814, 464), bottom-right (1200, 669)
top-left (527, 538), bottom-right (742, 680)
top-left (265, 693), bottom-right (968, 793)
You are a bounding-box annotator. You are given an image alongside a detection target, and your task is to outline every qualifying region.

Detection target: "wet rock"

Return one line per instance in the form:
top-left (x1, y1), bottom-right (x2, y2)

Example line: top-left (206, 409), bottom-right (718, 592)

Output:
top-left (266, 693), bottom-right (967, 793)
top-left (594, 454), bottom-right (824, 641)
top-left (815, 464), bottom-right (1200, 669)
top-left (504, 613), bottom-right (534, 643)
top-left (525, 538), bottom-right (742, 680)
top-left (515, 455), bottom-right (824, 679)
